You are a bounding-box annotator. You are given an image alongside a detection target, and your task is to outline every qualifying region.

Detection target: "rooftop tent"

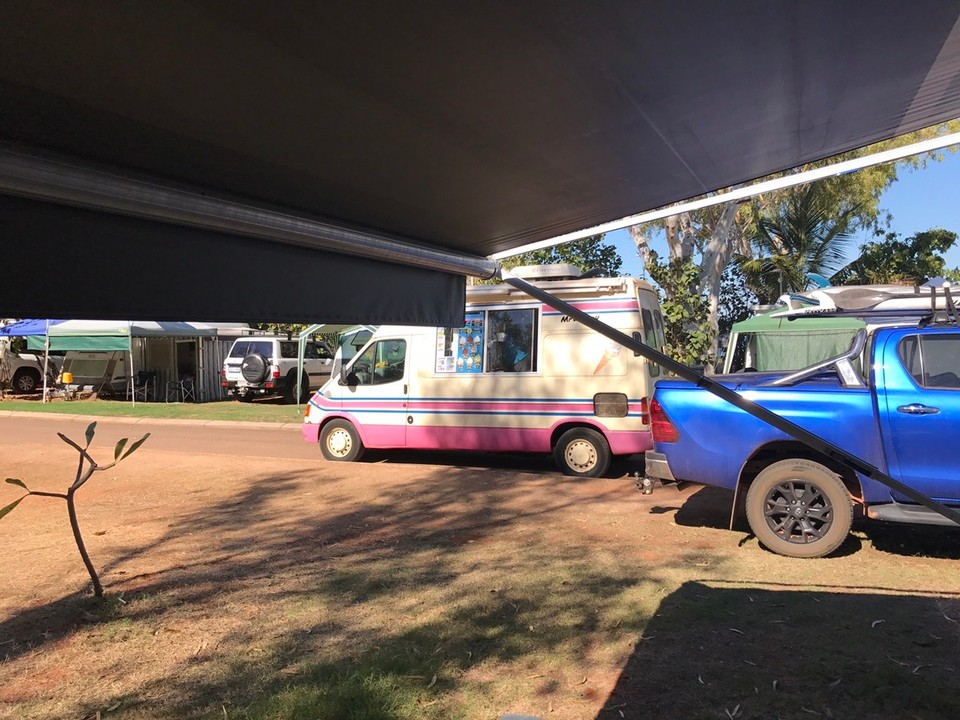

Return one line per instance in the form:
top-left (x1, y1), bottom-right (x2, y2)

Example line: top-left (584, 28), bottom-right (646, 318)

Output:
top-left (2, 2), bottom-right (960, 323)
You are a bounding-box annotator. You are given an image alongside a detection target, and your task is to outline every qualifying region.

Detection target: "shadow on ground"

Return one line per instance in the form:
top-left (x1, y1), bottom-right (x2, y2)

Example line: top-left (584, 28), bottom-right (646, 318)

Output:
top-left (0, 461), bottom-right (654, 718)
top-left (358, 449), bottom-right (647, 479)
top-left (598, 580), bottom-right (960, 720)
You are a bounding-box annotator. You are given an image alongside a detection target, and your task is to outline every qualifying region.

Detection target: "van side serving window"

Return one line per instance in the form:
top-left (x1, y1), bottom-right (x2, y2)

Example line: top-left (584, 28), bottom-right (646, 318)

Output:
top-left (436, 308), bottom-right (538, 374)
top-left (898, 334), bottom-right (960, 388)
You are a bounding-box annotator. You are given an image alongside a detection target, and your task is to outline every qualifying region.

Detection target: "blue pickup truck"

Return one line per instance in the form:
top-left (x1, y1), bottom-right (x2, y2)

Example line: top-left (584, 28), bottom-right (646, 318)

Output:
top-left (645, 324), bottom-right (960, 557)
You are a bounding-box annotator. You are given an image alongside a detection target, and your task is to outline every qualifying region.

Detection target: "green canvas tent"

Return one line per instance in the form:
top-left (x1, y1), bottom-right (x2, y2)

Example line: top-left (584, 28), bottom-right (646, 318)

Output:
top-left (723, 312), bottom-right (866, 374)
top-left (26, 320), bottom-right (218, 352)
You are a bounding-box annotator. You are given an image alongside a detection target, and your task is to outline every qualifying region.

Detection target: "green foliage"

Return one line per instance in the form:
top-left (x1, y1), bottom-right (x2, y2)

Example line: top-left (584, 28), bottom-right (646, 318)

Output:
top-left (718, 264), bottom-right (757, 337)
top-left (499, 235), bottom-right (622, 277)
top-left (833, 228), bottom-right (958, 286)
top-left (740, 184), bottom-right (859, 303)
top-left (633, 121), bottom-right (960, 363)
top-left (251, 323), bottom-right (312, 336)
top-left (645, 254), bottom-right (714, 366)
top-left (743, 120), bottom-right (960, 237)
top-left (1, 421), bottom-right (150, 598)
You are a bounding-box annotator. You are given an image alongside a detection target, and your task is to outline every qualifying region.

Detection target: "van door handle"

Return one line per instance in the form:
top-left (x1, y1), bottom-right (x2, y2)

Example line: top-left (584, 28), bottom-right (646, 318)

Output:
top-left (897, 404), bottom-right (940, 415)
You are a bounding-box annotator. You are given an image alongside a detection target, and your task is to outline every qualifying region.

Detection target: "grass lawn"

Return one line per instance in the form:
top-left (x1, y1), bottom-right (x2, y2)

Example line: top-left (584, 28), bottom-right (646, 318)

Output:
top-left (0, 397), bottom-right (301, 423)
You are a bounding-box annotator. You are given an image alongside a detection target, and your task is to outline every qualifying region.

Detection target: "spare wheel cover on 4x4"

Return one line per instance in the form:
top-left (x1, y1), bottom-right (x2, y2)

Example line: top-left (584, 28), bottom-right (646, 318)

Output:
top-left (241, 353), bottom-right (269, 383)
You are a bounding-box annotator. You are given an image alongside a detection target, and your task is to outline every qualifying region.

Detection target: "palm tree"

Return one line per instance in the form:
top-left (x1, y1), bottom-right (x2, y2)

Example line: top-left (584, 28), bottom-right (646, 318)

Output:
top-left (740, 184), bottom-right (859, 303)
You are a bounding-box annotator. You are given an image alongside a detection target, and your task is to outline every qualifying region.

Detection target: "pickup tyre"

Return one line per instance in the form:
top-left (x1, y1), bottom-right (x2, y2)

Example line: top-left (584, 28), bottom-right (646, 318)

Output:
top-left (745, 459), bottom-right (853, 558)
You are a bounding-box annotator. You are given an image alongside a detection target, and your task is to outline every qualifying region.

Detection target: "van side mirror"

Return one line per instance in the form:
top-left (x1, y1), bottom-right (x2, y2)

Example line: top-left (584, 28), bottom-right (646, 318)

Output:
top-left (338, 363), bottom-right (358, 387)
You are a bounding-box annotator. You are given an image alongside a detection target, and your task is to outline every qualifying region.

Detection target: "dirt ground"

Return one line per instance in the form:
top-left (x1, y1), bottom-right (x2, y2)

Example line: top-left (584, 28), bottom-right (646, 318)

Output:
top-left (1, 414), bottom-right (960, 720)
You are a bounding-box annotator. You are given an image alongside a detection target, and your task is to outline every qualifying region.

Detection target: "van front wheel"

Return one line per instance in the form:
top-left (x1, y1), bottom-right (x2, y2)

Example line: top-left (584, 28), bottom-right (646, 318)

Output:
top-left (553, 427), bottom-right (611, 478)
top-left (320, 419), bottom-right (365, 462)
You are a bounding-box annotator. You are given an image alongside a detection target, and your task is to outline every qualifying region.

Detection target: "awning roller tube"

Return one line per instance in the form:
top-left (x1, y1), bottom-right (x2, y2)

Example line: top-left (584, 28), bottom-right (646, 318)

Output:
top-left (0, 147), bottom-right (499, 280)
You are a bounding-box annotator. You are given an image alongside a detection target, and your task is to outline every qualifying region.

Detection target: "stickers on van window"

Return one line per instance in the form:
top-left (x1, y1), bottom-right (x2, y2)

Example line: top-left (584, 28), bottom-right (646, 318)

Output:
top-left (436, 313), bottom-right (484, 373)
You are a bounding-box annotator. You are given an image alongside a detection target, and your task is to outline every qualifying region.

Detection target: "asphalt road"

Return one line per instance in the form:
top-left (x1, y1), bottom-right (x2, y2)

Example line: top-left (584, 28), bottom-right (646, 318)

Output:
top-left (0, 412), bottom-right (647, 476)
top-left (0, 413), bottom-right (319, 462)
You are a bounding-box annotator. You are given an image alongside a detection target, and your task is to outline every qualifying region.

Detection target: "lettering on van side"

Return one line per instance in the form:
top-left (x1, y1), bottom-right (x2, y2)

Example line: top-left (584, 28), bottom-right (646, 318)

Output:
top-left (560, 314), bottom-right (601, 323)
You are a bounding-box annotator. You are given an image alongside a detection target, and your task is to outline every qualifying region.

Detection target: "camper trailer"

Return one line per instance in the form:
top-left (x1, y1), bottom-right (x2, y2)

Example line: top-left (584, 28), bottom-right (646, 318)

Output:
top-left (302, 266), bottom-right (666, 476)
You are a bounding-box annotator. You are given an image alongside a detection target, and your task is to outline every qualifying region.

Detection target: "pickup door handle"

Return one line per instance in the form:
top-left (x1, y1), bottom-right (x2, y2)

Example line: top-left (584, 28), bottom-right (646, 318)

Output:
top-left (897, 403), bottom-right (940, 415)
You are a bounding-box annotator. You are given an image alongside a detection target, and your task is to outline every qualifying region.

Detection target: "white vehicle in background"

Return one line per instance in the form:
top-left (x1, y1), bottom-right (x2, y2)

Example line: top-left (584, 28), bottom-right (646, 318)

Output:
top-left (0, 349), bottom-right (61, 394)
top-left (222, 336), bottom-right (334, 403)
top-left (303, 265), bottom-right (667, 477)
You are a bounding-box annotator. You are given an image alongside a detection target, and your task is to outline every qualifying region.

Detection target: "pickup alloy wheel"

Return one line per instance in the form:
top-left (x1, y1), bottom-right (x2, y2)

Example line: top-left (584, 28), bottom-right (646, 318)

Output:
top-left (745, 459), bottom-right (853, 558)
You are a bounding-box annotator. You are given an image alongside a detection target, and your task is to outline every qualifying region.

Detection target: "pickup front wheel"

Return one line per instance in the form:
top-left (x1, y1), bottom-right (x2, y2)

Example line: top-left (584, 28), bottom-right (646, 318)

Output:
top-left (745, 459), bottom-right (853, 558)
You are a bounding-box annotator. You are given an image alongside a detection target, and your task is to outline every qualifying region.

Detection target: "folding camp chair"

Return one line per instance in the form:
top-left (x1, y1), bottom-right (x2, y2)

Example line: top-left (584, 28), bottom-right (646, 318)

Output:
top-left (166, 374), bottom-right (197, 402)
top-left (130, 371), bottom-right (156, 402)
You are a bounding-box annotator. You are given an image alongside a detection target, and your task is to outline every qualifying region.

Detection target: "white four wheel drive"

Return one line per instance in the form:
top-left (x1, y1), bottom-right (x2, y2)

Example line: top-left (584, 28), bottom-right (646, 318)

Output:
top-left (0, 343), bottom-right (62, 394)
top-left (221, 336), bottom-right (333, 403)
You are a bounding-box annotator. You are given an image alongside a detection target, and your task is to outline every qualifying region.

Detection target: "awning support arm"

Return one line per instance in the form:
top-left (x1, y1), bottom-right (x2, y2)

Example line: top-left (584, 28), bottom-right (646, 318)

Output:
top-left (500, 269), bottom-right (960, 527)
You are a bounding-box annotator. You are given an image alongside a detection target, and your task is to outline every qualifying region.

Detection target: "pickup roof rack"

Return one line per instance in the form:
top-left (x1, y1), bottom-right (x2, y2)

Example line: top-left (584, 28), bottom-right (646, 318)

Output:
top-left (774, 285), bottom-right (960, 329)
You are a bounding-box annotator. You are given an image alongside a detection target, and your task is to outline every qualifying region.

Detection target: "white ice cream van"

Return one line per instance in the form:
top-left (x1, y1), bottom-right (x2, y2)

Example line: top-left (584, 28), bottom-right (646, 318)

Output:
top-left (302, 265), bottom-right (666, 476)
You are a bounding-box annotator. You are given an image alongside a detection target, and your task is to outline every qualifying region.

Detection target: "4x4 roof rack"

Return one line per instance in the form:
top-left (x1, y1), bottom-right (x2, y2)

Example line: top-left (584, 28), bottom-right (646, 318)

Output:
top-left (775, 285), bottom-right (960, 329)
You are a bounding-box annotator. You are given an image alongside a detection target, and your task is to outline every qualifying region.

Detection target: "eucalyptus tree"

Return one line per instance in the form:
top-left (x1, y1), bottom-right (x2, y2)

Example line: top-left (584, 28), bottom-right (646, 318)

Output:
top-left (629, 121), bottom-right (960, 365)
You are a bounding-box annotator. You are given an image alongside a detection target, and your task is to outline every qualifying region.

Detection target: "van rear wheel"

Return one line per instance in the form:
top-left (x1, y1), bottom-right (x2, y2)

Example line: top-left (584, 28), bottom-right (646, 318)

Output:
top-left (320, 419), bottom-right (364, 462)
top-left (553, 427), bottom-right (611, 478)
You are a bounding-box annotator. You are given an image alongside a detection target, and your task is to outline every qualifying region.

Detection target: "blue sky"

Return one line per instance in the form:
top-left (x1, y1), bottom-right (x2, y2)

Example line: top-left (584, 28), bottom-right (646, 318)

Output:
top-left (608, 150), bottom-right (960, 280)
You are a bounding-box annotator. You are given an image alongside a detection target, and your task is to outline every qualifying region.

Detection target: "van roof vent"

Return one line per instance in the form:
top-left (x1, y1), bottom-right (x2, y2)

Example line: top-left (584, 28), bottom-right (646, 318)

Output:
top-left (511, 264), bottom-right (581, 280)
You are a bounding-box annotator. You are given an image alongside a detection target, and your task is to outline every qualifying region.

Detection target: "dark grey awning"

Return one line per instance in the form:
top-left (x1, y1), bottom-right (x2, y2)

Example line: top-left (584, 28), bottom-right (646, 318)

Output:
top-left (2, 1), bottom-right (960, 323)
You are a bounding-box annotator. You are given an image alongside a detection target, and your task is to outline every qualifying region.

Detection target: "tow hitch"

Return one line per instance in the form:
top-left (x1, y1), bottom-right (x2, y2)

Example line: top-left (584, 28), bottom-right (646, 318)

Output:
top-left (634, 472), bottom-right (654, 495)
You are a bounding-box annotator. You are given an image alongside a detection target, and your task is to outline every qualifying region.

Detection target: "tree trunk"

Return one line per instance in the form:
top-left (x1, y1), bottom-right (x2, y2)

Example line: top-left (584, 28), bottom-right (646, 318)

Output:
top-left (67, 487), bottom-right (103, 597)
top-left (698, 202), bottom-right (745, 363)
